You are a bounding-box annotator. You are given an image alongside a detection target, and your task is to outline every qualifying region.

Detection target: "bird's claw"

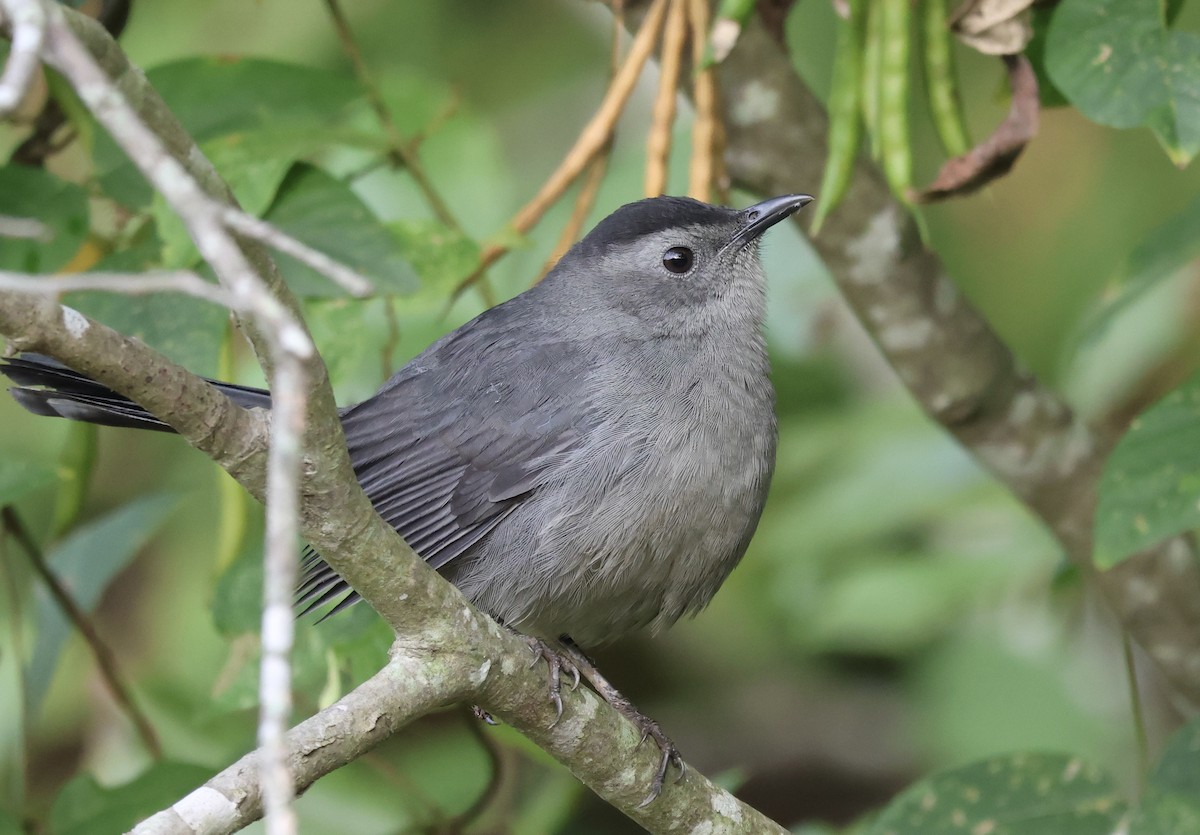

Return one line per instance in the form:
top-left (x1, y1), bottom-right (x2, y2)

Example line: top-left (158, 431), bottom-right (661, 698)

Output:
top-left (633, 716), bottom-right (685, 807)
top-left (526, 638), bottom-right (578, 725)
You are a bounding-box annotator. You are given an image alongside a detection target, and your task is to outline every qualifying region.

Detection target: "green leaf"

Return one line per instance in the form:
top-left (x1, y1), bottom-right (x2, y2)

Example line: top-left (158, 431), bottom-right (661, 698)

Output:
top-left (0, 166), bottom-right (89, 273)
top-left (1046, 0), bottom-right (1200, 165)
top-left (0, 808), bottom-right (21, 835)
top-left (49, 424), bottom-right (98, 539)
top-left (95, 57), bottom-right (368, 210)
top-left (1080, 190), bottom-right (1200, 346)
top-left (263, 164), bottom-right (419, 298)
top-left (1129, 716), bottom-right (1200, 833)
top-left (64, 234), bottom-right (229, 376)
top-left (211, 516), bottom-right (264, 637)
top-left (27, 493), bottom-right (179, 712)
top-left (148, 58), bottom-right (364, 144)
top-left (865, 752), bottom-right (1125, 835)
top-left (1026, 5), bottom-right (1071, 108)
top-left (49, 762), bottom-right (213, 835)
top-left (390, 219), bottom-right (481, 298)
top-left (1095, 371), bottom-right (1200, 567)
top-left (0, 459), bottom-right (59, 507)
top-left (808, 555), bottom-right (992, 655)
top-left (1130, 788), bottom-right (1200, 834)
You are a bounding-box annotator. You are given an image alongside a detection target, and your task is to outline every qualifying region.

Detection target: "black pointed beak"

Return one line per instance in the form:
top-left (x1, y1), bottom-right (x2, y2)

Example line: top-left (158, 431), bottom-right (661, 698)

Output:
top-left (729, 194), bottom-right (813, 247)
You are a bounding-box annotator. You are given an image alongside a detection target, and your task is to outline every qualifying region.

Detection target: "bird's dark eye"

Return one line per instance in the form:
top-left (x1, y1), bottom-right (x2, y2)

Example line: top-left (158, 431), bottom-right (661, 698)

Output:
top-left (662, 246), bottom-right (694, 275)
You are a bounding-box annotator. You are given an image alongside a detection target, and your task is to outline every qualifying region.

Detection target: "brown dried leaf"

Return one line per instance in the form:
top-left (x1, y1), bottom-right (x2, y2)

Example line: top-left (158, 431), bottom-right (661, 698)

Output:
top-left (950, 0), bottom-right (1035, 55)
top-left (913, 55), bottom-right (1039, 203)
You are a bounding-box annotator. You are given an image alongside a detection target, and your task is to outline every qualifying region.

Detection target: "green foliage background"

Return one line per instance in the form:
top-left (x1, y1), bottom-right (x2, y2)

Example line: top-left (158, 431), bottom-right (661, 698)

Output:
top-left (2, 1), bottom-right (1200, 832)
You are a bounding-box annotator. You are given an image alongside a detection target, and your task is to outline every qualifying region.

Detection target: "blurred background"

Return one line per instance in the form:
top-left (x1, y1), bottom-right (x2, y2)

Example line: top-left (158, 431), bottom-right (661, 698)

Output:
top-left (3, 1), bottom-right (1200, 832)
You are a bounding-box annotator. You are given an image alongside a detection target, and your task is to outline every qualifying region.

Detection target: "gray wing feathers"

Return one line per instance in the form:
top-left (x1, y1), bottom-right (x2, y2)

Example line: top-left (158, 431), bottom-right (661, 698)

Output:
top-left (298, 326), bottom-right (595, 615)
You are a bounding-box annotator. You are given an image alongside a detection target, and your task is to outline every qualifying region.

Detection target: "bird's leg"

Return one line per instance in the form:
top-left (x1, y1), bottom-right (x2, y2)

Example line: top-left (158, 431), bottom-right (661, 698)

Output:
top-left (526, 637), bottom-right (580, 725)
top-left (558, 639), bottom-right (685, 807)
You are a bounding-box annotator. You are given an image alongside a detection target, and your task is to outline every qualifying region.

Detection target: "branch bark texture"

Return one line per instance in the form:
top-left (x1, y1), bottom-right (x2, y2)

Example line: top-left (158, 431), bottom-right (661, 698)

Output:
top-left (703, 10), bottom-right (1200, 705)
top-left (0, 5), bottom-right (793, 832)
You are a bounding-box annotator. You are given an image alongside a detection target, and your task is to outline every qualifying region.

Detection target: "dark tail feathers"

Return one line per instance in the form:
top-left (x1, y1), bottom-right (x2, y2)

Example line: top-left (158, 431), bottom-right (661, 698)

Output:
top-left (1, 354), bottom-right (272, 432)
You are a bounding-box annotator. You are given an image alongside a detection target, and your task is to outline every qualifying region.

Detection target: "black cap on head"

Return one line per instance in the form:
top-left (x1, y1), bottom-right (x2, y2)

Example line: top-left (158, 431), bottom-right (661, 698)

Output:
top-left (576, 196), bottom-right (735, 256)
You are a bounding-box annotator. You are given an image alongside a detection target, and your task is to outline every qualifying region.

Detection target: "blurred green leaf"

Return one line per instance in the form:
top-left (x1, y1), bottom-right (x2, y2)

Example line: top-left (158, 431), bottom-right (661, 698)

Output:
top-left (211, 518), bottom-right (264, 638)
top-left (148, 57), bottom-right (364, 143)
top-left (304, 298), bottom-right (394, 401)
top-left (865, 752), bottom-right (1125, 835)
top-left (0, 166), bottom-right (89, 273)
top-left (205, 627), bottom-right (340, 718)
top-left (49, 762), bottom-right (213, 835)
top-left (808, 555), bottom-right (995, 656)
top-left (0, 459), bottom-right (59, 507)
top-left (0, 532), bottom-right (28, 815)
top-left (28, 493), bottom-right (179, 712)
top-left (1130, 788), bottom-right (1200, 834)
top-left (1129, 716), bottom-right (1200, 833)
top-left (511, 770), bottom-right (584, 835)
top-left (64, 234), bottom-right (229, 376)
top-left (1167, 0), bottom-right (1187, 26)
top-left (1080, 190), bottom-right (1200, 346)
top-left (1025, 5), bottom-right (1071, 108)
top-left (49, 424), bottom-right (97, 539)
top-left (390, 218), bottom-right (481, 297)
top-left (1046, 0), bottom-right (1200, 165)
top-left (1095, 370), bottom-right (1200, 567)
top-left (0, 808), bottom-right (21, 835)
top-left (1149, 715), bottom-right (1200, 798)
top-left (263, 164), bottom-right (420, 298)
top-left (96, 57), bottom-right (367, 209)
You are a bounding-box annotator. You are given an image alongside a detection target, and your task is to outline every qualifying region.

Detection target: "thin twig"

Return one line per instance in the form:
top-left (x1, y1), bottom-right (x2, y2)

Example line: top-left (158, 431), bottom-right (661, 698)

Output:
top-left (321, 0), bottom-right (493, 306)
top-left (321, 0), bottom-right (456, 230)
top-left (537, 152), bottom-right (610, 282)
top-left (0, 269), bottom-right (235, 307)
top-left (537, 2), bottom-right (629, 280)
top-left (258, 353), bottom-right (306, 835)
top-left (454, 0), bottom-right (670, 296)
top-left (0, 215), bottom-right (50, 241)
top-left (36, 7), bottom-right (316, 831)
top-left (1, 506), bottom-right (163, 759)
top-left (408, 85), bottom-right (462, 150)
top-left (686, 0), bottom-right (718, 201)
top-left (1122, 631), bottom-right (1149, 794)
top-left (645, 0), bottom-right (687, 196)
top-left (0, 0), bottom-right (46, 118)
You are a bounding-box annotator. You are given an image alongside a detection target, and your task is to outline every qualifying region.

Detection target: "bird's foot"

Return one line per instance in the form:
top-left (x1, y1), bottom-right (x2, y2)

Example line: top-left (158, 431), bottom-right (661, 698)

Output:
top-left (555, 640), bottom-right (685, 806)
top-left (627, 708), bottom-right (685, 807)
top-left (526, 637), bottom-right (580, 724)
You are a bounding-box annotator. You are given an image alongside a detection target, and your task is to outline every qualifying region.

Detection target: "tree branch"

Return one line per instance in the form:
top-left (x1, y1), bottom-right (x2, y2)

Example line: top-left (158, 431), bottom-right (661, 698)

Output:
top-left (0, 4), bottom-right (796, 831)
top-left (697, 8), bottom-right (1200, 706)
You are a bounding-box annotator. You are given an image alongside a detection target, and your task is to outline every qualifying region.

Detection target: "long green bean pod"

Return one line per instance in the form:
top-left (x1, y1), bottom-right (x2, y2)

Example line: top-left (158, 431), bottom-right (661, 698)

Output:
top-left (811, 0), bottom-right (865, 235)
top-left (922, 0), bottom-right (971, 157)
top-left (861, 0), bottom-right (883, 160)
top-left (878, 0), bottom-right (912, 204)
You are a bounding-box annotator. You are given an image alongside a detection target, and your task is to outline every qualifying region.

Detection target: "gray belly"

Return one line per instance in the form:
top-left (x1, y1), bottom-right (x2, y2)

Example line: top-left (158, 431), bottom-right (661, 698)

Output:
top-left (447, 394), bottom-right (776, 647)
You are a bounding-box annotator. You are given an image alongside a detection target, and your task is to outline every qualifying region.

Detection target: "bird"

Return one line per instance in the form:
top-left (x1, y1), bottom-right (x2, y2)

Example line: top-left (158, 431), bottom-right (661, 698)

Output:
top-left (2, 192), bottom-right (812, 803)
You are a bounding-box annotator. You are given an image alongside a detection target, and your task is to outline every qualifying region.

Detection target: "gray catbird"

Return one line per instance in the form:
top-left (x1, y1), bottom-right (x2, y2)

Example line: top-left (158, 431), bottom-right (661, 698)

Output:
top-left (3, 193), bottom-right (811, 801)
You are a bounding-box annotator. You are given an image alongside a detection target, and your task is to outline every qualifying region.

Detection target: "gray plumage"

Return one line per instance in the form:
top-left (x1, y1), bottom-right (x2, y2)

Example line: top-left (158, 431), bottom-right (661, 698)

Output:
top-left (3, 194), bottom-right (810, 649)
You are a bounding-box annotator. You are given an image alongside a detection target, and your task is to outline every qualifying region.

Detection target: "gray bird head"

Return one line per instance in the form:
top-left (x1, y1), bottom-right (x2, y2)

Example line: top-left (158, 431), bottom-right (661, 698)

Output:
top-left (545, 194), bottom-right (812, 337)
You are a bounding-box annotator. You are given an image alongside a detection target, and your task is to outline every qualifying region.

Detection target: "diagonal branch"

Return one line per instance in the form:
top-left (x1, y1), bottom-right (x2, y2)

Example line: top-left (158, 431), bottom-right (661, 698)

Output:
top-left (687, 6), bottom-right (1200, 707)
top-left (0, 4), bottom-right (797, 830)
